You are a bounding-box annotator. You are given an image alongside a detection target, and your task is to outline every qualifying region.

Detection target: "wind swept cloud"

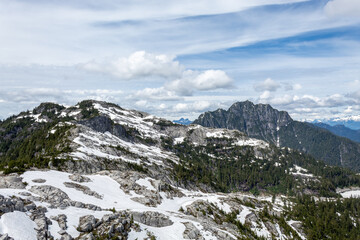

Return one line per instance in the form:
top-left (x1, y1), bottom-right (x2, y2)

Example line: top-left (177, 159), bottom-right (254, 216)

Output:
top-left (0, 0), bottom-right (348, 65)
top-left (325, 0), bottom-right (360, 18)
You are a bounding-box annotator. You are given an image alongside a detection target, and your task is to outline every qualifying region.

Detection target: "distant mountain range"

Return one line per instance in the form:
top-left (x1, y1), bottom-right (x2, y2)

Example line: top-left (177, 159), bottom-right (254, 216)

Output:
top-left (173, 118), bottom-right (193, 125)
top-left (194, 101), bottom-right (360, 171)
top-left (313, 123), bottom-right (360, 143)
top-left (312, 116), bottom-right (360, 130)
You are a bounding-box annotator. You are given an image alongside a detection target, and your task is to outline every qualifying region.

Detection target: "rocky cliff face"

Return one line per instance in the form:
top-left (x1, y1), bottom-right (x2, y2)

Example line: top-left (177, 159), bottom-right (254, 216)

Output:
top-left (195, 101), bottom-right (292, 144)
top-left (194, 101), bottom-right (360, 171)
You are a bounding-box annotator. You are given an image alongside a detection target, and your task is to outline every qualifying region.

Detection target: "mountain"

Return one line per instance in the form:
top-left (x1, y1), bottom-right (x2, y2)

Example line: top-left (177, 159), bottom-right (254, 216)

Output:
top-left (1, 100), bottom-right (360, 239)
top-left (194, 101), bottom-right (360, 171)
top-left (313, 116), bottom-right (360, 130)
top-left (173, 118), bottom-right (193, 125)
top-left (313, 122), bottom-right (360, 143)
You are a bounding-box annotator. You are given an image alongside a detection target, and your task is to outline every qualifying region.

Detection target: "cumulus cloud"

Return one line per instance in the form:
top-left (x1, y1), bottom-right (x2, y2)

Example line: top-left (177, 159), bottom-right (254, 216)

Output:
top-left (192, 70), bottom-right (233, 91)
top-left (254, 78), bottom-right (281, 92)
top-left (166, 70), bottom-right (233, 96)
top-left (172, 101), bottom-right (213, 113)
top-left (325, 0), bottom-right (360, 18)
top-left (132, 87), bottom-right (182, 101)
top-left (82, 51), bottom-right (183, 79)
top-left (133, 69), bottom-right (233, 100)
top-left (83, 51), bottom-right (234, 98)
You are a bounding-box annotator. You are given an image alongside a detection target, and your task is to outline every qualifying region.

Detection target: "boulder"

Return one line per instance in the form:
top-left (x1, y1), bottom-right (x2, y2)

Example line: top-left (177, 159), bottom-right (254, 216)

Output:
top-left (132, 211), bottom-right (173, 227)
top-left (78, 215), bottom-right (96, 232)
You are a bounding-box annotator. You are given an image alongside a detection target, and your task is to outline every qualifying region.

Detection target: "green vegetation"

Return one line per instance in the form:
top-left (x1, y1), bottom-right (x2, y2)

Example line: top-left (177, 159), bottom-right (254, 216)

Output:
top-left (289, 195), bottom-right (360, 239)
top-left (126, 162), bottom-right (148, 173)
top-left (78, 100), bottom-right (100, 119)
top-left (0, 116), bottom-right (74, 173)
top-left (168, 138), bottom-right (360, 197)
top-left (279, 121), bottom-right (360, 170)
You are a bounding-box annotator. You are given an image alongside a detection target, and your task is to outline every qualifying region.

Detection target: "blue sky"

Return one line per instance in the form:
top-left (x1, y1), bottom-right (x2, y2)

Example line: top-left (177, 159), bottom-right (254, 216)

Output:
top-left (0, 0), bottom-right (360, 121)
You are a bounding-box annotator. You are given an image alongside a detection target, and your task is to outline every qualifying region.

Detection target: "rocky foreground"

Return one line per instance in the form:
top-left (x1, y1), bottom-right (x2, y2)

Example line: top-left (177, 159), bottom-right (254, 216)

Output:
top-left (0, 169), bottom-right (308, 240)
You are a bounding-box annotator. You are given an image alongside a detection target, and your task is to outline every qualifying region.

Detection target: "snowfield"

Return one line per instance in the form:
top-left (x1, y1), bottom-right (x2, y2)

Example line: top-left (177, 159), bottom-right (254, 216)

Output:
top-left (0, 170), bottom-right (304, 239)
top-left (0, 211), bottom-right (37, 240)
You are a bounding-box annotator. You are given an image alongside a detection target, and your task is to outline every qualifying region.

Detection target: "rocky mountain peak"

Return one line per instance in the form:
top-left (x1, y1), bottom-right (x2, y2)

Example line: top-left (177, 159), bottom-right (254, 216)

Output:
top-left (194, 100), bottom-right (360, 171)
top-left (32, 102), bottom-right (65, 115)
top-left (194, 101), bottom-right (293, 144)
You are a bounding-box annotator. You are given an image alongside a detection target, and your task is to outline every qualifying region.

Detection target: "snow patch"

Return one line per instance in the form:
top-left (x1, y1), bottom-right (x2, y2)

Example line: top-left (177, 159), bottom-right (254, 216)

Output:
top-left (136, 178), bottom-right (157, 191)
top-left (0, 211), bottom-right (38, 240)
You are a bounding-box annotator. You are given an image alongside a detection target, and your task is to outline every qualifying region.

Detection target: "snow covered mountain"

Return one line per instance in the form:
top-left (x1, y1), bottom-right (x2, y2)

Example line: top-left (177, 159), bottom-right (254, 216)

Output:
top-left (173, 118), bottom-right (193, 125)
top-left (194, 101), bottom-right (360, 171)
top-left (1, 100), bottom-right (360, 239)
top-left (312, 116), bottom-right (360, 130)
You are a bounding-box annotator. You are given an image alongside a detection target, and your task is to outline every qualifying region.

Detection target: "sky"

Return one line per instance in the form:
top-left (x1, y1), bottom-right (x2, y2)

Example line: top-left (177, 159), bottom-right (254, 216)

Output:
top-left (0, 0), bottom-right (360, 121)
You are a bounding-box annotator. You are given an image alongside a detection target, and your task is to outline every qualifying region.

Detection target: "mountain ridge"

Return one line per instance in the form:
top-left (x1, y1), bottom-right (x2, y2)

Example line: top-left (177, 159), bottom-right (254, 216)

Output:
top-left (313, 122), bottom-right (360, 143)
top-left (173, 118), bottom-right (193, 125)
top-left (1, 100), bottom-right (360, 239)
top-left (313, 116), bottom-right (360, 130)
top-left (194, 101), bottom-right (360, 171)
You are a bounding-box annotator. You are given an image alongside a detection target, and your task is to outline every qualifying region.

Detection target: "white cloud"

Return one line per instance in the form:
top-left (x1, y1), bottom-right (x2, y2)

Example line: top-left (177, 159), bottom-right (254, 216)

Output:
top-left (325, 0), bottom-right (360, 18)
top-left (83, 51), bottom-right (234, 97)
top-left (192, 70), bottom-right (233, 91)
top-left (159, 103), bottom-right (166, 109)
top-left (173, 101), bottom-right (212, 113)
top-left (135, 100), bottom-right (147, 107)
top-left (0, 88), bottom-right (124, 104)
top-left (255, 79), bottom-right (302, 93)
top-left (82, 51), bottom-right (183, 79)
top-left (166, 69), bottom-right (234, 96)
top-left (345, 106), bottom-right (353, 113)
top-left (258, 92), bottom-right (355, 110)
top-left (254, 78), bottom-right (281, 92)
top-left (259, 91), bottom-right (271, 99)
top-left (132, 87), bottom-right (181, 101)
top-left (293, 83), bottom-right (302, 90)
top-left (0, 0), bottom-right (350, 65)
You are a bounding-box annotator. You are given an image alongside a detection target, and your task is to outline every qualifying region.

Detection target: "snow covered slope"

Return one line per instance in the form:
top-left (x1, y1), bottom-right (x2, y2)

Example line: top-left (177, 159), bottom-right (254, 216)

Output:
top-left (0, 170), bottom-right (306, 240)
top-left (1, 100), bottom-right (357, 239)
